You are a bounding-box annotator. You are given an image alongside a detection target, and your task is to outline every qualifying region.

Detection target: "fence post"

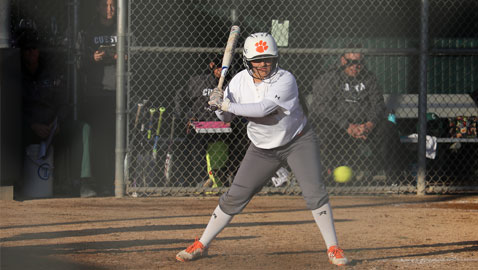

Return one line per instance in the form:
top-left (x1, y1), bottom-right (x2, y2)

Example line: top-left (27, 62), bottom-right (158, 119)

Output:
top-left (417, 0), bottom-right (429, 195)
top-left (72, 0), bottom-right (79, 121)
top-left (115, 0), bottom-right (127, 198)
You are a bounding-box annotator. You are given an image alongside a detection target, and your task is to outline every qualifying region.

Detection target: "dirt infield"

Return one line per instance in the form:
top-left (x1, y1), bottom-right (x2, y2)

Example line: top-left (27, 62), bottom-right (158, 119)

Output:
top-left (1, 195), bottom-right (477, 270)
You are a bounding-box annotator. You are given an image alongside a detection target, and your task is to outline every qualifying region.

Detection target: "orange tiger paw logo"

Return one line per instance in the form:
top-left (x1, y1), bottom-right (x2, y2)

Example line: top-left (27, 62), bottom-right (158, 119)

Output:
top-left (255, 40), bottom-right (268, 53)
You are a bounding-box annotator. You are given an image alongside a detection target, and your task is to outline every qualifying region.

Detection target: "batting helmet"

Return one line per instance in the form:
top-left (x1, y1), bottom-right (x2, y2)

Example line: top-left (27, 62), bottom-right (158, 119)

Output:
top-left (242, 32), bottom-right (279, 79)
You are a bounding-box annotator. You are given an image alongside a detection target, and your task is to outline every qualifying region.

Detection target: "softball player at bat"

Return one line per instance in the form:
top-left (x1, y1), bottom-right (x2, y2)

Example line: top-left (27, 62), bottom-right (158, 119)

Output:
top-left (176, 32), bottom-right (348, 266)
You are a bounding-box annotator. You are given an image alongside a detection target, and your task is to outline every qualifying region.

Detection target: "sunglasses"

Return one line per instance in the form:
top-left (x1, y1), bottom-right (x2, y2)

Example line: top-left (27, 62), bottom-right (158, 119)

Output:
top-left (250, 58), bottom-right (274, 64)
top-left (343, 58), bottom-right (364, 68)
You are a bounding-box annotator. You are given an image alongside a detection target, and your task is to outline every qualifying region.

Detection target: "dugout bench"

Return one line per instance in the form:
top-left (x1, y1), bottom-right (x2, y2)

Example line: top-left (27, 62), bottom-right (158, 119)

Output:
top-left (385, 93), bottom-right (478, 185)
top-left (383, 94), bottom-right (478, 143)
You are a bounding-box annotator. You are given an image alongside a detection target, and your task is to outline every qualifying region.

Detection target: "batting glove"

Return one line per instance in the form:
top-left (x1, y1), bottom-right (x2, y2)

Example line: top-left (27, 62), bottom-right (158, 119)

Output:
top-left (208, 97), bottom-right (222, 110)
top-left (209, 88), bottom-right (223, 103)
top-left (208, 97), bottom-right (231, 112)
top-left (220, 98), bottom-right (231, 112)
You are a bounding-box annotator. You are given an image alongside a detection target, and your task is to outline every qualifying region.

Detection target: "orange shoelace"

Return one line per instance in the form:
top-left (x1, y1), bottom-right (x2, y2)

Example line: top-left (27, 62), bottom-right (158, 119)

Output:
top-left (185, 238), bottom-right (204, 253)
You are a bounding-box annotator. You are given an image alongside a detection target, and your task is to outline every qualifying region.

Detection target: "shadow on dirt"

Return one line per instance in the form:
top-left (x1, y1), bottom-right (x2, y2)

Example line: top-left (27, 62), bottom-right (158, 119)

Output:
top-left (0, 218), bottom-right (353, 243)
top-left (0, 235), bottom-right (256, 269)
top-left (1, 195), bottom-right (473, 231)
top-left (340, 240), bottom-right (478, 266)
top-left (0, 247), bottom-right (109, 270)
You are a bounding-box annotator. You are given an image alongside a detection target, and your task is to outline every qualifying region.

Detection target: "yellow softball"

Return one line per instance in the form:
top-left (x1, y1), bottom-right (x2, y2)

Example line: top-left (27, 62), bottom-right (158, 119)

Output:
top-left (333, 166), bottom-right (353, 183)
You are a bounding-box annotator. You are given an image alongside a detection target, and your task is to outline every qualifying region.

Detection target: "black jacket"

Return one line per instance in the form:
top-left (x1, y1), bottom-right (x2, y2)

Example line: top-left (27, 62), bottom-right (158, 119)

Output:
top-left (309, 67), bottom-right (386, 130)
top-left (22, 58), bottom-right (68, 127)
top-left (80, 18), bottom-right (117, 95)
top-left (174, 73), bottom-right (220, 122)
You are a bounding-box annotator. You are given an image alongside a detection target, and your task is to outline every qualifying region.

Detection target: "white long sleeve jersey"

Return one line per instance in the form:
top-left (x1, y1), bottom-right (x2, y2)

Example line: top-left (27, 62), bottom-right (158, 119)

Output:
top-left (215, 68), bottom-right (307, 149)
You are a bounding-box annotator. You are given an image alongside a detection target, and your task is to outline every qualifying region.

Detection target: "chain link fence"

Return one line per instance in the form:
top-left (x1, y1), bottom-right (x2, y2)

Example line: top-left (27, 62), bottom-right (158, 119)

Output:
top-left (9, 0), bottom-right (478, 197)
top-left (126, 0), bottom-right (478, 197)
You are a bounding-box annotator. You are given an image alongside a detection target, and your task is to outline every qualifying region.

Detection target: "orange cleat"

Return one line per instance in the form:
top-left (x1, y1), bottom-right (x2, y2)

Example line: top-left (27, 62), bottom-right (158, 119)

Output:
top-left (327, 245), bottom-right (348, 266)
top-left (176, 238), bottom-right (208, 262)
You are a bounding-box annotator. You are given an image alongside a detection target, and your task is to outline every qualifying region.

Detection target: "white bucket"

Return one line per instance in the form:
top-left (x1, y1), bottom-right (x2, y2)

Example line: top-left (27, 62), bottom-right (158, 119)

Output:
top-left (22, 144), bottom-right (54, 198)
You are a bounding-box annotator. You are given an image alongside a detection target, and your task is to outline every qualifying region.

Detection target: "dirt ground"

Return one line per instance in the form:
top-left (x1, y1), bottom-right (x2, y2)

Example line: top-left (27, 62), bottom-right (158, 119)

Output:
top-left (1, 194), bottom-right (478, 270)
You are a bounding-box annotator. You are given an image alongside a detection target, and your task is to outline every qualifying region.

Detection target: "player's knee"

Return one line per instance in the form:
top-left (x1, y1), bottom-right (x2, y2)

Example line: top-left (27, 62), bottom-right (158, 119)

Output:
top-left (219, 193), bottom-right (250, 215)
top-left (305, 194), bottom-right (330, 210)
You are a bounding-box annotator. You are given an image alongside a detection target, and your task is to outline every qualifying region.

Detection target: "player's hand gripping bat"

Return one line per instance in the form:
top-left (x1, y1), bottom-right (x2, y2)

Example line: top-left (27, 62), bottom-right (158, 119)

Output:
top-left (209, 25), bottom-right (241, 111)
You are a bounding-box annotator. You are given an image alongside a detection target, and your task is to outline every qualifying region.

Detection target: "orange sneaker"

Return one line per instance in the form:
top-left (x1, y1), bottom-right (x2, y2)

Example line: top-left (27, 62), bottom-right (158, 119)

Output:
top-left (176, 238), bottom-right (208, 262)
top-left (327, 245), bottom-right (348, 266)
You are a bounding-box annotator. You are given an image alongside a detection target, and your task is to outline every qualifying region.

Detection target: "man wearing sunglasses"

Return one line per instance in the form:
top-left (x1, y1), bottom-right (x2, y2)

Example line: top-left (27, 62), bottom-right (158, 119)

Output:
top-left (308, 45), bottom-right (402, 181)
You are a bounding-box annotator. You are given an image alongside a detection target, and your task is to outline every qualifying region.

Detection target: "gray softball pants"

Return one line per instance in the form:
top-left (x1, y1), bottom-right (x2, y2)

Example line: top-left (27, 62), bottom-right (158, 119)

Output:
top-left (219, 126), bottom-right (329, 215)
